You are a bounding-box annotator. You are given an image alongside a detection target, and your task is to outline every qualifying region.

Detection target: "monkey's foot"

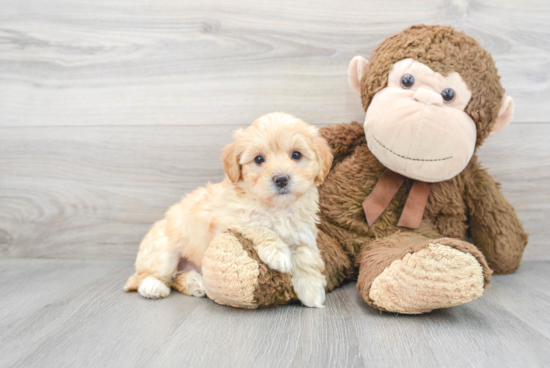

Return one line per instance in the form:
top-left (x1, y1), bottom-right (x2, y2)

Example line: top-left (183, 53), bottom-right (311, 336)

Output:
top-left (367, 239), bottom-right (491, 314)
top-left (202, 230), bottom-right (296, 309)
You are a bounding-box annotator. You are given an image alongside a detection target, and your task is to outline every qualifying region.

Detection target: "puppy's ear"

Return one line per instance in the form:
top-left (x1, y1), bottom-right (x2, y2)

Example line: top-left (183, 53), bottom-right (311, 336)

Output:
top-left (222, 142), bottom-right (241, 183)
top-left (314, 136), bottom-right (333, 184)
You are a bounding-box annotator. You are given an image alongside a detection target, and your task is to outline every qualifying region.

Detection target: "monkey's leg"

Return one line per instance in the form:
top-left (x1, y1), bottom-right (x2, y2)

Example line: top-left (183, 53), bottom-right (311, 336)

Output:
top-left (201, 229), bottom-right (352, 309)
top-left (356, 232), bottom-right (492, 314)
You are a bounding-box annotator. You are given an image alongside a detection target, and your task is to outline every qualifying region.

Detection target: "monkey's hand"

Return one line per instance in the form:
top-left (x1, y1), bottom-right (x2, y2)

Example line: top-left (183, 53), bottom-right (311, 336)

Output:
top-left (464, 160), bottom-right (528, 274)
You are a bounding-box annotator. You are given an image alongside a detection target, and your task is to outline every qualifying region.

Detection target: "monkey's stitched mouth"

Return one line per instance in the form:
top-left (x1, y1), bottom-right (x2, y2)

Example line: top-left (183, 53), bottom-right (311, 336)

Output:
top-left (373, 136), bottom-right (453, 162)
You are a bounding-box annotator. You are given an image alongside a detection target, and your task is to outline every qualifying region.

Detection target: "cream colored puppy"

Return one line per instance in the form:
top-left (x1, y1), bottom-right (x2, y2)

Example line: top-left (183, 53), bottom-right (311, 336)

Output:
top-left (124, 112), bottom-right (333, 308)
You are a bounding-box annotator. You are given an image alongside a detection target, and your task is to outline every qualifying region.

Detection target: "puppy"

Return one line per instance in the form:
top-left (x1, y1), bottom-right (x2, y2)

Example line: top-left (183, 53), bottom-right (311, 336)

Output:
top-left (124, 112), bottom-right (333, 307)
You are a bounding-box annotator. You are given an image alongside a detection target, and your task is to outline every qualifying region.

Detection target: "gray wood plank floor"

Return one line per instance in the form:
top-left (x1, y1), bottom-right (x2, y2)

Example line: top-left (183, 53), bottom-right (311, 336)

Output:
top-left (1, 258), bottom-right (549, 368)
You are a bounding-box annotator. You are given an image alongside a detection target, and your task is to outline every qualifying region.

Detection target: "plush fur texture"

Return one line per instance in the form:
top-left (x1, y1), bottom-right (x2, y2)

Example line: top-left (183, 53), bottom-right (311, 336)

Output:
top-left (201, 25), bottom-right (528, 314)
top-left (203, 229), bottom-right (352, 308)
top-left (363, 58), bottom-right (478, 182)
top-left (202, 231), bottom-right (261, 308)
top-left (356, 234), bottom-right (491, 311)
top-left (368, 242), bottom-right (486, 314)
top-left (125, 112), bottom-right (333, 308)
top-left (360, 25), bottom-right (504, 148)
top-left (318, 121), bottom-right (525, 311)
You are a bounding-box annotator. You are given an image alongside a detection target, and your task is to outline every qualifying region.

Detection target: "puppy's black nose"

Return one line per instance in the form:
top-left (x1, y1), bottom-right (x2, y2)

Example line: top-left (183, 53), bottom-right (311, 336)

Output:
top-left (273, 175), bottom-right (289, 188)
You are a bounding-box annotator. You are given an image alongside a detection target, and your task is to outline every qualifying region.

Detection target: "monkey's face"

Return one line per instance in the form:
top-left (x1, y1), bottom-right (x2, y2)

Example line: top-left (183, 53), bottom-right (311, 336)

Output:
top-left (364, 58), bottom-right (476, 182)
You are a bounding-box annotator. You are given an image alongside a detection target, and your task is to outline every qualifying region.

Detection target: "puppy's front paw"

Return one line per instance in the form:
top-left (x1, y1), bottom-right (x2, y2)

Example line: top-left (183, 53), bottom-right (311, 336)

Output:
top-left (257, 244), bottom-right (292, 273)
top-left (138, 276), bottom-right (171, 299)
top-left (292, 275), bottom-right (326, 308)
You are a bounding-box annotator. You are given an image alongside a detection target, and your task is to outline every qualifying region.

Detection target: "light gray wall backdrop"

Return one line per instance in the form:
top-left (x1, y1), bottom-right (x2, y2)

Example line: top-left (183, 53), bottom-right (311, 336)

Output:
top-left (1, 0), bottom-right (548, 260)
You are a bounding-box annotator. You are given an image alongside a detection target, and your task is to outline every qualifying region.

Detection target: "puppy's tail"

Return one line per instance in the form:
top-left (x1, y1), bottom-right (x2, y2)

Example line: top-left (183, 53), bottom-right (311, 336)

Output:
top-left (124, 273), bottom-right (142, 291)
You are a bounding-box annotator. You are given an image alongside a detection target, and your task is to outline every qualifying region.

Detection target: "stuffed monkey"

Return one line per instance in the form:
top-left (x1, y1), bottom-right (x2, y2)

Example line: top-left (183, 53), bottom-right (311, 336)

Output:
top-left (201, 25), bottom-right (528, 314)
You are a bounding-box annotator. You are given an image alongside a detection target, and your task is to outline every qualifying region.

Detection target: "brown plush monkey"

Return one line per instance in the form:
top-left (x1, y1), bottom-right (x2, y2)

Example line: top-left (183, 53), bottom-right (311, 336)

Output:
top-left (201, 25), bottom-right (528, 314)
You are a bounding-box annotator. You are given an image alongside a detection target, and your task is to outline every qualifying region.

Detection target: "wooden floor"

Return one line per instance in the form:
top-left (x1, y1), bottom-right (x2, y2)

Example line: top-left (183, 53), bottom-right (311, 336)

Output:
top-left (1, 0), bottom-right (550, 367)
top-left (1, 258), bottom-right (549, 368)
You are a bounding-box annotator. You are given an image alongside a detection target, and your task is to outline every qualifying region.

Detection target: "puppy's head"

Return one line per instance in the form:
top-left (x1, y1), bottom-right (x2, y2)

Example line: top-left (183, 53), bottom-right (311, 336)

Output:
top-left (222, 112), bottom-right (332, 206)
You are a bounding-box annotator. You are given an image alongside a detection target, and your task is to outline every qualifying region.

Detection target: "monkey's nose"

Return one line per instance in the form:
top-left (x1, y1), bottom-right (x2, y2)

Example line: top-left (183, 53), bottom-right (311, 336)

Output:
top-left (413, 88), bottom-right (443, 106)
top-left (273, 175), bottom-right (289, 188)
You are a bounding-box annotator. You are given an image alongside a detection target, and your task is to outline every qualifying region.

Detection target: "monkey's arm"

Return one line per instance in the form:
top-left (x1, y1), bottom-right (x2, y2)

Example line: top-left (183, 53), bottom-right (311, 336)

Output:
top-left (463, 160), bottom-right (528, 274)
top-left (319, 121), bottom-right (366, 166)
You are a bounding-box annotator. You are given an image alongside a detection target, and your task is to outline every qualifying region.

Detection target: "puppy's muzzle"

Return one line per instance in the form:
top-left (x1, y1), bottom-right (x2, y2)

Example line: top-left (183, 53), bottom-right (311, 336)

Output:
top-left (273, 175), bottom-right (289, 188)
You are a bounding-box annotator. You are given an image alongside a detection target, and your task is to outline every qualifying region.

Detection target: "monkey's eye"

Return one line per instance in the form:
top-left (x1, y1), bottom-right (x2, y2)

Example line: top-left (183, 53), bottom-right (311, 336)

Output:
top-left (254, 156), bottom-right (265, 165)
top-left (441, 88), bottom-right (455, 102)
top-left (291, 151), bottom-right (302, 160)
top-left (400, 74), bottom-right (415, 89)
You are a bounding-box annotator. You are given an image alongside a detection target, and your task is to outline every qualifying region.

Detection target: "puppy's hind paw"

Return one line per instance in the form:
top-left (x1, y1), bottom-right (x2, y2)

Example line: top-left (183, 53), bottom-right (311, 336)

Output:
top-left (138, 276), bottom-right (171, 299)
top-left (257, 244), bottom-right (292, 273)
top-left (189, 272), bottom-right (206, 298)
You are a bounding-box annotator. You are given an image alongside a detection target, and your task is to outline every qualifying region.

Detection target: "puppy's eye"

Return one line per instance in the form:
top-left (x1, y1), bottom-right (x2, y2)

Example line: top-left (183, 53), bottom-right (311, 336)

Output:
top-left (441, 88), bottom-right (455, 102)
top-left (254, 156), bottom-right (265, 165)
top-left (291, 151), bottom-right (302, 160)
top-left (400, 74), bottom-right (415, 89)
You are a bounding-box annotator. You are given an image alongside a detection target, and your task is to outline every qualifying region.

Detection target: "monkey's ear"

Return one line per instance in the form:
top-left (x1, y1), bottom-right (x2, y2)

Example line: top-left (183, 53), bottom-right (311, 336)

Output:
top-left (222, 142), bottom-right (241, 183)
top-left (490, 96), bottom-right (514, 136)
top-left (348, 56), bottom-right (369, 96)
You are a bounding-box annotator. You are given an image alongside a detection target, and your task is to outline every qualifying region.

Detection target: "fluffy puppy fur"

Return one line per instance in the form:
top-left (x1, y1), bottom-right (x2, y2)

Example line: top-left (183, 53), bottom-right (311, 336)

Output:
top-left (124, 112), bottom-right (333, 307)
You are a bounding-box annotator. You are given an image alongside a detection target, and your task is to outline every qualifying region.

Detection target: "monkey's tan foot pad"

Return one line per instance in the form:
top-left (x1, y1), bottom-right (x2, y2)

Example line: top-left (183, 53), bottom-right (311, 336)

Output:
top-left (202, 230), bottom-right (297, 309)
top-left (369, 242), bottom-right (486, 314)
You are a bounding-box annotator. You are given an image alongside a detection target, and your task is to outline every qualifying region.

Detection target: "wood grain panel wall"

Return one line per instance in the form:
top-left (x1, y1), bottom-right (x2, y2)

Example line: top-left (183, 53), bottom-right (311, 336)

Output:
top-left (1, 0), bottom-right (549, 127)
top-left (0, 0), bottom-right (548, 260)
top-left (1, 124), bottom-right (548, 260)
